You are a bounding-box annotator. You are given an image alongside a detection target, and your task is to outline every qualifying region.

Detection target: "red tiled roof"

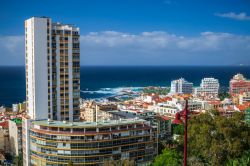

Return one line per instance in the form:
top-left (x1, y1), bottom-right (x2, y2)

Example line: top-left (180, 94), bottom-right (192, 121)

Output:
top-left (160, 115), bottom-right (170, 121)
top-left (0, 121), bottom-right (8, 129)
top-left (236, 103), bottom-right (250, 111)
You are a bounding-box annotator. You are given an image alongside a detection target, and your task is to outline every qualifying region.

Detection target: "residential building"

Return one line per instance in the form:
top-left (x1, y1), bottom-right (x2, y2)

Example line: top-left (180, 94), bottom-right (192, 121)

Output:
top-left (9, 118), bottom-right (22, 157)
top-left (179, 99), bottom-right (203, 111)
top-left (25, 17), bottom-right (80, 121)
top-left (0, 122), bottom-right (10, 153)
top-left (23, 16), bottom-right (80, 166)
top-left (155, 116), bottom-right (172, 139)
top-left (230, 74), bottom-right (250, 96)
top-left (239, 92), bottom-right (250, 105)
top-left (28, 119), bottom-right (157, 165)
top-left (81, 102), bottom-right (118, 122)
top-left (195, 78), bottom-right (219, 98)
top-left (170, 78), bottom-right (193, 94)
top-left (12, 102), bottom-right (26, 113)
top-left (12, 104), bottom-right (18, 112)
top-left (151, 104), bottom-right (180, 118)
top-left (0, 107), bottom-right (6, 113)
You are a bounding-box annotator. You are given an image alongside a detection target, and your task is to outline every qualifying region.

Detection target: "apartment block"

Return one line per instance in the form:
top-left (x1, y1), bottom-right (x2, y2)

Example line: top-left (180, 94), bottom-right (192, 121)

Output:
top-left (28, 119), bottom-right (157, 165)
top-left (230, 74), bottom-right (250, 96)
top-left (195, 77), bottom-right (219, 98)
top-left (170, 78), bottom-right (193, 94)
top-left (25, 17), bottom-right (80, 122)
top-left (24, 16), bottom-right (80, 166)
top-left (9, 119), bottom-right (22, 156)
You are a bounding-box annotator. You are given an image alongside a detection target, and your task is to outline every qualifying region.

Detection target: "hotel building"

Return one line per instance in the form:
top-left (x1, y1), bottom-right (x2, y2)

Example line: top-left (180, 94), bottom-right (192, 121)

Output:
top-left (230, 74), bottom-right (250, 96)
top-left (239, 92), bottom-right (250, 105)
top-left (195, 78), bottom-right (219, 98)
top-left (170, 78), bottom-right (193, 94)
top-left (28, 119), bottom-right (156, 166)
top-left (25, 17), bottom-right (80, 122)
top-left (23, 16), bottom-right (80, 165)
top-left (23, 17), bottom-right (157, 166)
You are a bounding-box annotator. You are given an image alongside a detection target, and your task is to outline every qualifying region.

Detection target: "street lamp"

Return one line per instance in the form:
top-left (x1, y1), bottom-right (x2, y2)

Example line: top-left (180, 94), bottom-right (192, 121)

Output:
top-left (173, 99), bottom-right (189, 166)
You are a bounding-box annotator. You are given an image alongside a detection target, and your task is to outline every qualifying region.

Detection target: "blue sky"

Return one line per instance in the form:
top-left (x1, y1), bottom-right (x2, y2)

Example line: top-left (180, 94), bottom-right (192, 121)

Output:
top-left (0, 0), bottom-right (250, 66)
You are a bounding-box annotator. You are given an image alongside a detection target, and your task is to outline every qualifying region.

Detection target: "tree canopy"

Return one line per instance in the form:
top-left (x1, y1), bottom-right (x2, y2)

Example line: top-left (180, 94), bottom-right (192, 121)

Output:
top-left (186, 111), bottom-right (250, 165)
top-left (226, 150), bottom-right (250, 166)
top-left (153, 148), bottom-right (182, 166)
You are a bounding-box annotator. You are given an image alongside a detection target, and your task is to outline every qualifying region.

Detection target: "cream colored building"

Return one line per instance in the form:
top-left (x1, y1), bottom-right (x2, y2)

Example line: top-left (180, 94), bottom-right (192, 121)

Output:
top-left (28, 119), bottom-right (157, 165)
top-left (239, 92), bottom-right (250, 105)
top-left (0, 127), bottom-right (9, 153)
top-left (81, 102), bottom-right (119, 122)
top-left (9, 119), bottom-right (22, 156)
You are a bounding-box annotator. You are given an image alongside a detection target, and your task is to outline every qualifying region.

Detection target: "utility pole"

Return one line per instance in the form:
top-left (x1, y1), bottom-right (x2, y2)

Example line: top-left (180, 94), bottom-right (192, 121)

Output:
top-left (183, 99), bottom-right (188, 166)
top-left (172, 99), bottom-right (189, 166)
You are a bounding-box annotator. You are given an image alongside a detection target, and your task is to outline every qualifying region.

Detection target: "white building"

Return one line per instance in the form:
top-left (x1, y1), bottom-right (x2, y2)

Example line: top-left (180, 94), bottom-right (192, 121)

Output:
top-left (23, 17), bottom-right (80, 166)
top-left (25, 17), bottom-right (80, 121)
top-left (170, 78), bottom-right (193, 94)
top-left (149, 98), bottom-right (205, 117)
top-left (148, 98), bottom-right (182, 117)
top-left (0, 106), bottom-right (6, 113)
top-left (9, 119), bottom-right (22, 156)
top-left (196, 78), bottom-right (219, 98)
top-left (12, 104), bottom-right (18, 112)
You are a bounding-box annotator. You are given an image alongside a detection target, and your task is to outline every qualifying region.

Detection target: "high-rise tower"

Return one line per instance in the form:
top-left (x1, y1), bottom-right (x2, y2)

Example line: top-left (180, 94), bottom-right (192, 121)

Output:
top-left (25, 17), bottom-right (80, 122)
top-left (23, 17), bottom-right (80, 165)
top-left (23, 17), bottom-right (156, 166)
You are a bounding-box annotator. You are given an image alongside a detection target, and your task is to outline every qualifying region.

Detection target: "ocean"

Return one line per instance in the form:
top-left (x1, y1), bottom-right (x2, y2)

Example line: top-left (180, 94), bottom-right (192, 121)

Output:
top-left (1, 66), bottom-right (250, 107)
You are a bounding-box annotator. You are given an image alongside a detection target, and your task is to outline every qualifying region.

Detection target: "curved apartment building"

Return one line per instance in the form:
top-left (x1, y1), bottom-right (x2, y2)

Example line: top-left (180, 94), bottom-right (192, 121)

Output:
top-left (27, 119), bottom-right (157, 166)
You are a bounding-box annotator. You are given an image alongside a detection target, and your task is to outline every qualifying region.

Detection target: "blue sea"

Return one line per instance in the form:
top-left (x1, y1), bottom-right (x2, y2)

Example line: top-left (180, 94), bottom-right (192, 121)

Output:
top-left (1, 66), bottom-right (250, 107)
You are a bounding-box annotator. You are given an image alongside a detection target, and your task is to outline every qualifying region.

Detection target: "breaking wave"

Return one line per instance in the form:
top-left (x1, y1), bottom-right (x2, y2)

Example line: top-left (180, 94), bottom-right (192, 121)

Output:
top-left (81, 87), bottom-right (144, 96)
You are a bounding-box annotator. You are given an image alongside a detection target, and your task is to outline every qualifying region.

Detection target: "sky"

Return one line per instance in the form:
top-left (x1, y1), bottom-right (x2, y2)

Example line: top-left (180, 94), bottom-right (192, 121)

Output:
top-left (0, 0), bottom-right (250, 66)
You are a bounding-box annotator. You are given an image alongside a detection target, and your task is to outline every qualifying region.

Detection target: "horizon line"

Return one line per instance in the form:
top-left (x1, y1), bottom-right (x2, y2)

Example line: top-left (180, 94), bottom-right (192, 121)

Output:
top-left (0, 65), bottom-right (250, 67)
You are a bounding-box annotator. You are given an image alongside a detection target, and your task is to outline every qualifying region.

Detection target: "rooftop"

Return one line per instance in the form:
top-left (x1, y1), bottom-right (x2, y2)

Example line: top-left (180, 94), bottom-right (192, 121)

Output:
top-left (32, 118), bottom-right (146, 128)
top-left (108, 110), bottom-right (137, 118)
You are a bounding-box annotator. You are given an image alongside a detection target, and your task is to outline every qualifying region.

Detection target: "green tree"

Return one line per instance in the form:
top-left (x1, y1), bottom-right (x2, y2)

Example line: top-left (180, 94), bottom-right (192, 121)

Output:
top-left (226, 150), bottom-right (250, 166)
top-left (104, 159), bottom-right (135, 166)
top-left (186, 111), bottom-right (250, 165)
top-left (153, 148), bottom-right (182, 166)
top-left (172, 124), bottom-right (184, 135)
top-left (218, 92), bottom-right (231, 101)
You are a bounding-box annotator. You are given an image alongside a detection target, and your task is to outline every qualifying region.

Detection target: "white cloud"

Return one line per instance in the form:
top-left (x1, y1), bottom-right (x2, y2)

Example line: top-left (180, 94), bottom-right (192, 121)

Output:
top-left (0, 31), bottom-right (250, 66)
top-left (81, 31), bottom-right (250, 51)
top-left (215, 12), bottom-right (250, 21)
top-left (0, 36), bottom-right (24, 53)
top-left (80, 31), bottom-right (250, 65)
top-left (0, 36), bottom-right (24, 65)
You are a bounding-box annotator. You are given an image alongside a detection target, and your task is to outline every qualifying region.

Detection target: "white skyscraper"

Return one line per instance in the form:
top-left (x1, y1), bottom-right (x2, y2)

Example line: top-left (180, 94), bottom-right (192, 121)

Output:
top-left (23, 17), bottom-right (80, 165)
top-left (25, 17), bottom-right (80, 122)
top-left (200, 77), bottom-right (219, 97)
top-left (170, 78), bottom-right (193, 94)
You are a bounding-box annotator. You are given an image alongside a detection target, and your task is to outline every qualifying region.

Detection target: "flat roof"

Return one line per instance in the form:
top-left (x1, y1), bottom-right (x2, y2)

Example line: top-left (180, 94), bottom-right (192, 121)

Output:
top-left (32, 118), bottom-right (146, 128)
top-left (108, 110), bottom-right (137, 118)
